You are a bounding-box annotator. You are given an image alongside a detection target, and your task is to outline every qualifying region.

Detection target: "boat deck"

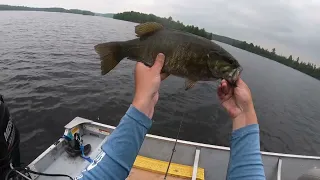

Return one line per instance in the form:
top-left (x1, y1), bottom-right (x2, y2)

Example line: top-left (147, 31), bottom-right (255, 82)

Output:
top-left (28, 117), bottom-right (320, 180)
top-left (28, 134), bottom-right (106, 179)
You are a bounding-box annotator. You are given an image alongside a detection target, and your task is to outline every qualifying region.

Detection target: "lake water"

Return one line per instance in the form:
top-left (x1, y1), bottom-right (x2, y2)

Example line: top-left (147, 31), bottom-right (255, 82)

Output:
top-left (1, 11), bottom-right (320, 164)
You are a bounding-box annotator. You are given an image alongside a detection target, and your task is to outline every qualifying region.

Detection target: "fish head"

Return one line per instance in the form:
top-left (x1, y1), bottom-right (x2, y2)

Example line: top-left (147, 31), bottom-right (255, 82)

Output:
top-left (207, 51), bottom-right (242, 85)
top-left (224, 66), bottom-right (243, 86)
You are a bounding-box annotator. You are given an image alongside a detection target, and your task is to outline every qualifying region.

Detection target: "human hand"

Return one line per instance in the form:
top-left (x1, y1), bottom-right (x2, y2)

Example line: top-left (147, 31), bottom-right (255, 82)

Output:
top-left (217, 78), bottom-right (258, 130)
top-left (132, 53), bottom-right (169, 119)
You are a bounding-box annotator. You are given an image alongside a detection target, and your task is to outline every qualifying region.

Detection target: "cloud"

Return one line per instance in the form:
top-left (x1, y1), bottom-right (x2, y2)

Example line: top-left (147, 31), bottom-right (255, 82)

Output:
top-left (3, 0), bottom-right (320, 65)
top-left (166, 0), bottom-right (320, 65)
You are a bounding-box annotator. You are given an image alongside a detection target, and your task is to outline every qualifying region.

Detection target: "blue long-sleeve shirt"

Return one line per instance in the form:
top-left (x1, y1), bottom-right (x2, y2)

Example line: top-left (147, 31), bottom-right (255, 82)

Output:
top-left (76, 105), bottom-right (265, 180)
top-left (227, 124), bottom-right (266, 180)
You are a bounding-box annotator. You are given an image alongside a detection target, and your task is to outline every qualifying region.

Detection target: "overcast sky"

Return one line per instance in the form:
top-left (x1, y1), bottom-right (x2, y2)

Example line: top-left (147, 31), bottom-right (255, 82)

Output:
top-left (3, 0), bottom-right (320, 65)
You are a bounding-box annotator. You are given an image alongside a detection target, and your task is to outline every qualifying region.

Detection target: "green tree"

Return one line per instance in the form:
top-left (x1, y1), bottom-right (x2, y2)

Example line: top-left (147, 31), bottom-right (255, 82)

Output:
top-left (0, 5), bottom-right (94, 15)
top-left (230, 40), bottom-right (320, 80)
top-left (113, 11), bottom-right (212, 39)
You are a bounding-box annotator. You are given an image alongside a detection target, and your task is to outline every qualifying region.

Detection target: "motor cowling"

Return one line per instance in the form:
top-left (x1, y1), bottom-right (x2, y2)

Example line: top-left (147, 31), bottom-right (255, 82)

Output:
top-left (0, 95), bottom-right (21, 179)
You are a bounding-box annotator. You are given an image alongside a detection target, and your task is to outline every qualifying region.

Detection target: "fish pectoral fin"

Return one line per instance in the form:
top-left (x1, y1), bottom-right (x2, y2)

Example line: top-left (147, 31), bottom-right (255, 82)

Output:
top-left (185, 79), bottom-right (197, 90)
top-left (135, 22), bottom-right (164, 37)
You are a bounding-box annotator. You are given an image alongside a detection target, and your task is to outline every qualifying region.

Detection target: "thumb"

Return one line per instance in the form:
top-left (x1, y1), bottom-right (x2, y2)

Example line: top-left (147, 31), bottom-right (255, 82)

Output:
top-left (151, 53), bottom-right (165, 74)
top-left (236, 78), bottom-right (246, 88)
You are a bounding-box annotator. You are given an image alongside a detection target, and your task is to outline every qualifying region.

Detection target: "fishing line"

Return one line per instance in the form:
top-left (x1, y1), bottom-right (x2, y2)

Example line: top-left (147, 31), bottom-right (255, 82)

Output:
top-left (164, 91), bottom-right (185, 180)
top-left (163, 118), bottom-right (184, 179)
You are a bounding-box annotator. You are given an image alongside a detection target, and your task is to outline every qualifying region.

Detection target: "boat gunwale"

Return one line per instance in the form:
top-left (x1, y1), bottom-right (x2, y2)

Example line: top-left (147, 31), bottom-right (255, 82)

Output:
top-left (86, 120), bottom-right (320, 160)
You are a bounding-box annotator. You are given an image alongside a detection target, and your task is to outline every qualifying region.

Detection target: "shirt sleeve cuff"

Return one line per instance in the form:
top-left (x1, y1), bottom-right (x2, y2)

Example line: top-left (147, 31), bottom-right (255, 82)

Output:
top-left (231, 124), bottom-right (259, 140)
top-left (126, 105), bottom-right (152, 129)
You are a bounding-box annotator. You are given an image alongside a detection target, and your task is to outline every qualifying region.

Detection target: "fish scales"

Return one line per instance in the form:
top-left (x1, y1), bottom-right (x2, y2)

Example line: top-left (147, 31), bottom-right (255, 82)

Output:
top-left (94, 22), bottom-right (242, 90)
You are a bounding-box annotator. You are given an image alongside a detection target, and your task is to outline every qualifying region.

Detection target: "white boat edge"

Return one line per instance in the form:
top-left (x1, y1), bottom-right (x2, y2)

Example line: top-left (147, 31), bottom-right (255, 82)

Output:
top-left (28, 117), bottom-right (320, 180)
top-left (62, 117), bottom-right (320, 160)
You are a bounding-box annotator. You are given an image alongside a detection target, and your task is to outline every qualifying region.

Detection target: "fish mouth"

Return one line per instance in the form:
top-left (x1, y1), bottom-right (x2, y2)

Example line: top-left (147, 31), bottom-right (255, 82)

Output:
top-left (225, 67), bottom-right (243, 85)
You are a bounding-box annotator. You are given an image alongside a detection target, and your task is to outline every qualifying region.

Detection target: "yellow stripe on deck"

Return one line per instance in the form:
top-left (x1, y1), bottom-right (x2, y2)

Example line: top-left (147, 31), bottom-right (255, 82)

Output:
top-left (133, 155), bottom-right (205, 180)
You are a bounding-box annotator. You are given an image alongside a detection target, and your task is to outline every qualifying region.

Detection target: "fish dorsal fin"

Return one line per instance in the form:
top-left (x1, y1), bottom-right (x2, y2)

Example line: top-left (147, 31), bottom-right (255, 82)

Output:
top-left (185, 79), bottom-right (197, 90)
top-left (135, 22), bottom-right (163, 37)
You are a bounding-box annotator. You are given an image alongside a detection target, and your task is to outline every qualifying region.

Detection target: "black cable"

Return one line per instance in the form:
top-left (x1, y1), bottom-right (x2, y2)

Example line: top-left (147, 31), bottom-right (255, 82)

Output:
top-left (4, 168), bottom-right (14, 180)
top-left (25, 167), bottom-right (73, 180)
top-left (4, 167), bottom-right (32, 180)
top-left (5, 166), bottom-right (73, 180)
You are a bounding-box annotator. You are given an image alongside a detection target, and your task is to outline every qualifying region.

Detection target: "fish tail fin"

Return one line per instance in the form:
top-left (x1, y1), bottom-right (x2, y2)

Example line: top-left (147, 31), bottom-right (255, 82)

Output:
top-left (94, 42), bottom-right (125, 75)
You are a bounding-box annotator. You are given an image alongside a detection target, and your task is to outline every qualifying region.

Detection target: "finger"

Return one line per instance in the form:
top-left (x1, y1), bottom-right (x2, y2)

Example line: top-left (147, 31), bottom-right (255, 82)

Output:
top-left (237, 77), bottom-right (249, 88)
top-left (135, 62), bottom-right (149, 71)
top-left (151, 53), bottom-right (165, 74)
top-left (221, 79), bottom-right (227, 84)
top-left (221, 80), bottom-right (228, 87)
top-left (221, 79), bottom-right (230, 93)
top-left (217, 85), bottom-right (224, 98)
top-left (160, 73), bottom-right (170, 81)
top-left (218, 84), bottom-right (229, 99)
top-left (221, 98), bottom-right (234, 111)
top-left (221, 90), bottom-right (233, 104)
top-left (221, 81), bottom-right (230, 94)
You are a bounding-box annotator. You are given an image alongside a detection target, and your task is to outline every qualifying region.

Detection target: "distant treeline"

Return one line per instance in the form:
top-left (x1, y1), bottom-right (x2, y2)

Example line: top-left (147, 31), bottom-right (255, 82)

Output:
top-left (231, 42), bottom-right (320, 80)
top-left (205, 34), bottom-right (320, 80)
top-left (113, 11), bottom-right (213, 40)
top-left (95, 13), bottom-right (114, 18)
top-left (0, 5), bottom-right (95, 16)
top-left (113, 11), bottom-right (320, 80)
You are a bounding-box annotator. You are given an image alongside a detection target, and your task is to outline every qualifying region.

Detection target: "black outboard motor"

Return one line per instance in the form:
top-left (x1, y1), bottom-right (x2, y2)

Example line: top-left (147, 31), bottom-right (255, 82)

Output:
top-left (0, 95), bottom-right (21, 179)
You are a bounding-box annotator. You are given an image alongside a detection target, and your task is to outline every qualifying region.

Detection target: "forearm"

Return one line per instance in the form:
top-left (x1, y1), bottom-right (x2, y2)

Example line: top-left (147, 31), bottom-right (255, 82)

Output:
top-left (78, 105), bottom-right (152, 180)
top-left (227, 124), bottom-right (265, 180)
top-left (232, 104), bottom-right (258, 130)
